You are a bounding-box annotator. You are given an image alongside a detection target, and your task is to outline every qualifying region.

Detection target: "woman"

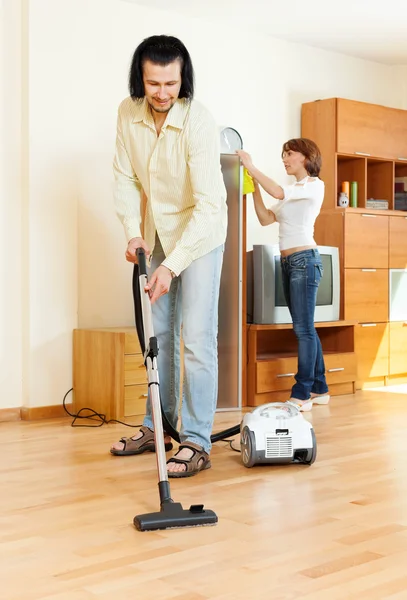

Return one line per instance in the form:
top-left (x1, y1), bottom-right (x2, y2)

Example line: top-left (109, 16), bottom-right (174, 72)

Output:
top-left (237, 138), bottom-right (329, 411)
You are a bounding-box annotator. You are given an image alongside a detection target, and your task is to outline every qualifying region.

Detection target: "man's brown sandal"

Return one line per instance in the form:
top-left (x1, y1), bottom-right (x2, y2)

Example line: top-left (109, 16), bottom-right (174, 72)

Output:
top-left (110, 425), bottom-right (173, 456)
top-left (166, 442), bottom-right (211, 478)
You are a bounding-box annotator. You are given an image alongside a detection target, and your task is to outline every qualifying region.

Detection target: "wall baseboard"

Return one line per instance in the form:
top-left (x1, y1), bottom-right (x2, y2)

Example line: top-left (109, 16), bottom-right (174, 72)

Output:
top-left (0, 408), bottom-right (22, 423)
top-left (20, 404), bottom-right (73, 421)
top-left (0, 404), bottom-right (73, 423)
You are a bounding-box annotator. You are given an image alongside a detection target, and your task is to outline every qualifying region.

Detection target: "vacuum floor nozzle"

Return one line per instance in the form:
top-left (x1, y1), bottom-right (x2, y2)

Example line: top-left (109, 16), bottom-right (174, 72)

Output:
top-left (134, 500), bottom-right (218, 531)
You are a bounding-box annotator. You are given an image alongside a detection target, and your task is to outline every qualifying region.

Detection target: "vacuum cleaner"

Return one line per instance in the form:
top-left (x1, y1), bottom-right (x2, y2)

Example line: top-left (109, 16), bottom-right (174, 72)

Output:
top-left (131, 250), bottom-right (317, 530)
top-left (240, 402), bottom-right (317, 467)
top-left (132, 249), bottom-right (218, 531)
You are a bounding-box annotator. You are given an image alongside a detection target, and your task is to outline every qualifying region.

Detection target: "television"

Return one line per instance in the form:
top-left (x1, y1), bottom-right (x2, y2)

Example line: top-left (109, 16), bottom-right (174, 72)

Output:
top-left (248, 244), bottom-right (340, 324)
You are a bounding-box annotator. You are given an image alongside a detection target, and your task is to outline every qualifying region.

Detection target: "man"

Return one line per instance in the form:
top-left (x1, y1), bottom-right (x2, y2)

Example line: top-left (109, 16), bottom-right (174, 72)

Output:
top-left (110, 35), bottom-right (227, 478)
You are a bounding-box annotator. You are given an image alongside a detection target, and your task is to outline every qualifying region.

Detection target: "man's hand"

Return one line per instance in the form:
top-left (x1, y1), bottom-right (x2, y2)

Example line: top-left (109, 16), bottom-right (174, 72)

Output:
top-left (145, 265), bottom-right (173, 304)
top-left (125, 237), bottom-right (150, 264)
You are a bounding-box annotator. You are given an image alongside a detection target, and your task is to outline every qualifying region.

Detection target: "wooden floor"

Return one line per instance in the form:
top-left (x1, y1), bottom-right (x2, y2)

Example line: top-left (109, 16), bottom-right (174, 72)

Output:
top-left (2, 388), bottom-right (407, 600)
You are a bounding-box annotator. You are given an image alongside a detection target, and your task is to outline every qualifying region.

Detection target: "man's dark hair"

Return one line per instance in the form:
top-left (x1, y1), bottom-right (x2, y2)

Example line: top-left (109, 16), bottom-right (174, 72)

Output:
top-left (129, 35), bottom-right (194, 101)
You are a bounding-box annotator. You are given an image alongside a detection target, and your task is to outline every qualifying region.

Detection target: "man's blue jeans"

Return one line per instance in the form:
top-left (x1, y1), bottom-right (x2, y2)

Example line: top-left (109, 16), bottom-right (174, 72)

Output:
top-left (142, 237), bottom-right (224, 453)
top-left (281, 248), bottom-right (329, 401)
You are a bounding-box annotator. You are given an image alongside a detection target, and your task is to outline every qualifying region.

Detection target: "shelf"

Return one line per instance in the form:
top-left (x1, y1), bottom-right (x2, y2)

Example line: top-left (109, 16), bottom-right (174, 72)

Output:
top-left (327, 207), bottom-right (407, 217)
top-left (337, 154), bottom-right (366, 208)
top-left (248, 320), bottom-right (357, 331)
top-left (257, 349), bottom-right (354, 361)
top-left (366, 159), bottom-right (394, 210)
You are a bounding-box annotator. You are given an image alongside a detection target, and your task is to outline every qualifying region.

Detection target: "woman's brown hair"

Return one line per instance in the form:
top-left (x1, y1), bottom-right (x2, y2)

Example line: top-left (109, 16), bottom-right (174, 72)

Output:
top-left (282, 138), bottom-right (322, 177)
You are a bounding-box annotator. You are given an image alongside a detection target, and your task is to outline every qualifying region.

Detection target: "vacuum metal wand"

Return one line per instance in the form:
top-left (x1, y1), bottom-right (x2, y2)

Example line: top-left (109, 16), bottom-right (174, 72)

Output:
top-left (133, 248), bottom-right (218, 530)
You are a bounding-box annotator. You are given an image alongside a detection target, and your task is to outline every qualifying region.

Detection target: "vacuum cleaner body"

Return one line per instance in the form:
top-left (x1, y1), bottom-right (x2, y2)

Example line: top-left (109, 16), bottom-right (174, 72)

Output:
top-left (240, 402), bottom-right (316, 467)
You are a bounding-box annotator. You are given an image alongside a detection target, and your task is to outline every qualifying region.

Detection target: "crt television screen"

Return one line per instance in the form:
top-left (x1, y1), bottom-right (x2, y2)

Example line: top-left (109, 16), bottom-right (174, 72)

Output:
top-left (275, 254), bottom-right (333, 307)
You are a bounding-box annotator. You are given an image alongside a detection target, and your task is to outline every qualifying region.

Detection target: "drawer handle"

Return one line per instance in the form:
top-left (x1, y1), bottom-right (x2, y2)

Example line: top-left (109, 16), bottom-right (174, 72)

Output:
top-left (142, 393), bottom-right (148, 397)
top-left (328, 367), bottom-right (345, 372)
top-left (355, 151), bottom-right (371, 156)
top-left (397, 157), bottom-right (407, 161)
top-left (277, 373), bottom-right (295, 378)
top-left (361, 214), bottom-right (377, 218)
top-left (361, 323), bottom-right (377, 327)
top-left (361, 268), bottom-right (377, 272)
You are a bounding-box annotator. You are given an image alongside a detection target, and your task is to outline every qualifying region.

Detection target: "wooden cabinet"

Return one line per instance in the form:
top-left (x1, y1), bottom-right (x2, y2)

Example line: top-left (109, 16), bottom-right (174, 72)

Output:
top-left (344, 269), bottom-right (388, 323)
top-left (389, 216), bottom-right (407, 268)
top-left (247, 321), bottom-right (356, 406)
top-left (389, 322), bottom-right (407, 376)
top-left (303, 97), bottom-right (407, 388)
top-left (355, 323), bottom-right (389, 385)
top-left (344, 213), bottom-right (388, 268)
top-left (73, 327), bottom-right (147, 421)
top-left (302, 98), bottom-right (407, 210)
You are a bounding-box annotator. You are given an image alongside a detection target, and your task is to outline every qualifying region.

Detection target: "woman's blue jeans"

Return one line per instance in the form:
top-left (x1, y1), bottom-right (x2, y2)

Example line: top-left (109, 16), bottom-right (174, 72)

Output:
top-left (280, 248), bottom-right (329, 401)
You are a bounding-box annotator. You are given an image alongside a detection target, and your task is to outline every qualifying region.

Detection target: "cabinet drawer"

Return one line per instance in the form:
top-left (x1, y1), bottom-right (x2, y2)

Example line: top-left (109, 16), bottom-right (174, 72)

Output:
top-left (256, 352), bottom-right (356, 393)
top-left (344, 269), bottom-right (388, 323)
top-left (124, 384), bottom-right (148, 417)
top-left (389, 322), bottom-right (407, 376)
top-left (325, 353), bottom-right (357, 385)
top-left (124, 332), bottom-right (142, 355)
top-left (124, 355), bottom-right (147, 385)
top-left (389, 216), bottom-right (407, 269)
top-left (344, 213), bottom-right (388, 268)
top-left (355, 323), bottom-right (389, 379)
top-left (256, 357), bottom-right (297, 393)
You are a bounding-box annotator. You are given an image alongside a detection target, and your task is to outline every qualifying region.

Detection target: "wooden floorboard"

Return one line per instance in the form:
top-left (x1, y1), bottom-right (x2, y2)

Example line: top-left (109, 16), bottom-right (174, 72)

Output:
top-left (1, 387), bottom-right (407, 599)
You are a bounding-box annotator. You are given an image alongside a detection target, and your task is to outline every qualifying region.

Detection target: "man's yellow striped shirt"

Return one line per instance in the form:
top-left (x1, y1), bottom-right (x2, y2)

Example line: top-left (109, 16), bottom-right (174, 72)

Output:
top-left (113, 97), bottom-right (228, 275)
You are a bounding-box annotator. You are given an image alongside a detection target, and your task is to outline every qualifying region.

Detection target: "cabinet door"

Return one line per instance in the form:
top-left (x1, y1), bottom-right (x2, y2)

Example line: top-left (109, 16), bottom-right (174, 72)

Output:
top-left (337, 99), bottom-right (393, 159)
top-left (389, 322), bottom-right (407, 375)
top-left (388, 109), bottom-right (407, 161)
top-left (389, 216), bottom-right (407, 268)
top-left (344, 269), bottom-right (388, 323)
top-left (344, 213), bottom-right (388, 268)
top-left (355, 323), bottom-right (389, 380)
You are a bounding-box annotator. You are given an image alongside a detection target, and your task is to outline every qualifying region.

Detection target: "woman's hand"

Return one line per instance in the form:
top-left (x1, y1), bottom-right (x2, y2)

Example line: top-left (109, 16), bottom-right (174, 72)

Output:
top-left (236, 150), bottom-right (254, 173)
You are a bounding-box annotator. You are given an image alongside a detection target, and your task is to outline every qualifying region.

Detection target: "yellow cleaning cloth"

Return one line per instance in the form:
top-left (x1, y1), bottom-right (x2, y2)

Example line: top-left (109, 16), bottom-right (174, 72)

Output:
top-left (243, 168), bottom-right (255, 194)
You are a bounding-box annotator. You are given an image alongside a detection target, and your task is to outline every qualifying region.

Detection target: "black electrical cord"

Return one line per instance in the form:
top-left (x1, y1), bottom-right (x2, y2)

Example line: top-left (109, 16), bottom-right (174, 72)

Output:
top-left (63, 387), bottom-right (241, 445)
top-left (222, 438), bottom-right (241, 453)
top-left (62, 388), bottom-right (142, 428)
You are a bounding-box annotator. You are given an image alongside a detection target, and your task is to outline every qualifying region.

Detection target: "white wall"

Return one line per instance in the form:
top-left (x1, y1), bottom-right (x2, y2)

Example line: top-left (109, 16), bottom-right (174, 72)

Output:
top-left (2, 0), bottom-right (406, 409)
top-left (394, 66), bottom-right (407, 108)
top-left (1, 0), bottom-right (25, 409)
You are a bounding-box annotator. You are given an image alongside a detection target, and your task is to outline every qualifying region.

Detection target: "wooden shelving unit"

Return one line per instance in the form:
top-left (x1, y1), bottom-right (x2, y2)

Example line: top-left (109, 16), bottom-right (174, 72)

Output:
top-left (302, 97), bottom-right (407, 389)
